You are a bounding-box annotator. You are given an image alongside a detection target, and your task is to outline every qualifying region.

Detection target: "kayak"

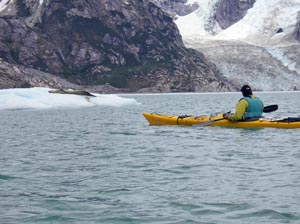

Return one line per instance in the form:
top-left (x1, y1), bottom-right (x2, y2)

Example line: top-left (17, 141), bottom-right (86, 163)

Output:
top-left (142, 112), bottom-right (300, 129)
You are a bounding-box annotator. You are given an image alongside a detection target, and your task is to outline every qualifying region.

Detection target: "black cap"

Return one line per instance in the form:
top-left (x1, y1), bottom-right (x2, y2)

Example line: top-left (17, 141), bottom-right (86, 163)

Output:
top-left (241, 85), bottom-right (252, 96)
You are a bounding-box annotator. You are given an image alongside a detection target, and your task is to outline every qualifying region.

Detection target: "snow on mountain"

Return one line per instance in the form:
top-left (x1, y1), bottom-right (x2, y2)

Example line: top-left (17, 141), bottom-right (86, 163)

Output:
top-left (0, 0), bottom-right (43, 12)
top-left (0, 0), bottom-right (12, 12)
top-left (216, 0), bottom-right (300, 45)
top-left (175, 0), bottom-right (220, 36)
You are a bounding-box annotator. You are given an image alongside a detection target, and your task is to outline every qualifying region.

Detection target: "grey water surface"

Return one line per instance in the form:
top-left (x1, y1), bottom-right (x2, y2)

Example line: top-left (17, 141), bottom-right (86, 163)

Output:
top-left (1, 92), bottom-right (300, 224)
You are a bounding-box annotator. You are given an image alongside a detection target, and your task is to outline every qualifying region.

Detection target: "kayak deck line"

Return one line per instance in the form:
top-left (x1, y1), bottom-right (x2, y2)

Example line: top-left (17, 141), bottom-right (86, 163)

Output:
top-left (142, 112), bottom-right (300, 129)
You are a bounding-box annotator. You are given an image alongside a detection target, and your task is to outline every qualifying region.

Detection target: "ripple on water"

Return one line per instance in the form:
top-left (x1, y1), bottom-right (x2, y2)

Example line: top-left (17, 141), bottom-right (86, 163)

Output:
top-left (0, 175), bottom-right (17, 180)
top-left (227, 208), bottom-right (299, 221)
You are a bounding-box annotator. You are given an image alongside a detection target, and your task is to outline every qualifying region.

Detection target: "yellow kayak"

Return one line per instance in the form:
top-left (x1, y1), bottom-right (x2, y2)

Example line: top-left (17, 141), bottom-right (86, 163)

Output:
top-left (142, 112), bottom-right (300, 129)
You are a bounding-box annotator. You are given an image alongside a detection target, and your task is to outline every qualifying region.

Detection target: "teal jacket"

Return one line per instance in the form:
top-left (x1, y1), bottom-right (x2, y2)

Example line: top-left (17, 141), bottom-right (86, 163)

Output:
top-left (242, 96), bottom-right (263, 119)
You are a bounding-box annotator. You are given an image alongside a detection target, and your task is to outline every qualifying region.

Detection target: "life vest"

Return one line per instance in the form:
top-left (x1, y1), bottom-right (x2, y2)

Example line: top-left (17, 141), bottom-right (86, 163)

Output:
top-left (242, 96), bottom-right (263, 119)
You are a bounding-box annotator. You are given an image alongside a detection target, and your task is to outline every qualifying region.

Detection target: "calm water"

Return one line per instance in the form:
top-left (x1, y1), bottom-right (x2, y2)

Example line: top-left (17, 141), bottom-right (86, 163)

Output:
top-left (1, 92), bottom-right (300, 224)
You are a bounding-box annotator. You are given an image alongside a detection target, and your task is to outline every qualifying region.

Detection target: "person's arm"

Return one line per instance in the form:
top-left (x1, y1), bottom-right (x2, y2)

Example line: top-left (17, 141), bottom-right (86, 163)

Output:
top-left (227, 100), bottom-right (248, 121)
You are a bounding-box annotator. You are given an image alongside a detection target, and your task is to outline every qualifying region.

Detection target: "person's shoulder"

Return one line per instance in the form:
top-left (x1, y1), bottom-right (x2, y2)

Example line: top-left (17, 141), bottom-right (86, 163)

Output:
top-left (238, 98), bottom-right (249, 105)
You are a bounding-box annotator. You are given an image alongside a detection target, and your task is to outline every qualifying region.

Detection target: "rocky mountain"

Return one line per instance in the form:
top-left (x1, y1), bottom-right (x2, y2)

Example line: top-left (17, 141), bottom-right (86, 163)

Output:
top-left (0, 57), bottom-right (81, 90)
top-left (154, 0), bottom-right (300, 91)
top-left (0, 0), bottom-right (234, 92)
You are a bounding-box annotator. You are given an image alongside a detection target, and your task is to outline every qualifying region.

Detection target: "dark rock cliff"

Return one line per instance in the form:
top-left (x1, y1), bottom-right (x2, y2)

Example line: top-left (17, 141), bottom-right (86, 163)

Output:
top-left (295, 13), bottom-right (300, 42)
top-left (0, 0), bottom-right (233, 92)
top-left (215, 0), bottom-right (256, 29)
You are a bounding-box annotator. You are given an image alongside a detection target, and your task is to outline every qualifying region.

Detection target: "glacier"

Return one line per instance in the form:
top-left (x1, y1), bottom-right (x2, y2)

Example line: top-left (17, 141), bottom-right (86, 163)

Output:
top-left (173, 0), bottom-right (300, 91)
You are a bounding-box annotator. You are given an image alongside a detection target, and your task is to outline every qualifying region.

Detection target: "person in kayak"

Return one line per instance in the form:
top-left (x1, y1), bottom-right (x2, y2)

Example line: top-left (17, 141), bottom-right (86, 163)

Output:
top-left (223, 85), bottom-right (264, 121)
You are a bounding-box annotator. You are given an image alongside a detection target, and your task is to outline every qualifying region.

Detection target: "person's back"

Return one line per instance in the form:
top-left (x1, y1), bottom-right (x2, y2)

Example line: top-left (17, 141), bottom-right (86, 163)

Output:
top-left (241, 95), bottom-right (263, 119)
top-left (224, 85), bottom-right (264, 121)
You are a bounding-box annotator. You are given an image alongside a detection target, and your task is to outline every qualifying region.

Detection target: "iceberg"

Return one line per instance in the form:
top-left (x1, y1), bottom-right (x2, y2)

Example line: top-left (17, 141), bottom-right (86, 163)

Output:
top-left (0, 87), bottom-right (140, 110)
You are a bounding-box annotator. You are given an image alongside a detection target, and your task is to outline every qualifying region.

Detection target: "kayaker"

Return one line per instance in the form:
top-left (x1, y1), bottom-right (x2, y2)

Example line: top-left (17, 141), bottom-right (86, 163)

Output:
top-left (223, 85), bottom-right (264, 121)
